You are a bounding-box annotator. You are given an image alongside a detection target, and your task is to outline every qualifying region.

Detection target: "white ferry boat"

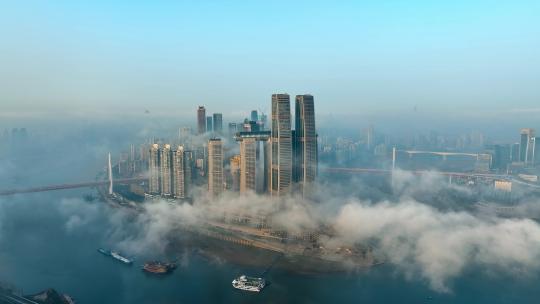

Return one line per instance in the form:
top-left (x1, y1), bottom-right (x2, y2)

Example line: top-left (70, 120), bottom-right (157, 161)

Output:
top-left (232, 275), bottom-right (266, 292)
top-left (111, 251), bottom-right (133, 264)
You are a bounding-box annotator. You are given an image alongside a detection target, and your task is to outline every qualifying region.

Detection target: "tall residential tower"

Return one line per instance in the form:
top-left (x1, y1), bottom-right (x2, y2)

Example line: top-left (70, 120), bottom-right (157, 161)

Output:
top-left (270, 94), bottom-right (292, 196)
top-left (208, 138), bottom-right (224, 196)
top-left (294, 94), bottom-right (318, 195)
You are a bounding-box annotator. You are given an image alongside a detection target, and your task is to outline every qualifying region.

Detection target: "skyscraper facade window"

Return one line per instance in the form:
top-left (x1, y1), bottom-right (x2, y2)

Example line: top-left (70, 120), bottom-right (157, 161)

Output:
top-left (270, 94), bottom-right (292, 196)
top-left (208, 138), bottom-right (224, 196)
top-left (294, 94), bottom-right (318, 195)
top-left (148, 143), bottom-right (160, 194)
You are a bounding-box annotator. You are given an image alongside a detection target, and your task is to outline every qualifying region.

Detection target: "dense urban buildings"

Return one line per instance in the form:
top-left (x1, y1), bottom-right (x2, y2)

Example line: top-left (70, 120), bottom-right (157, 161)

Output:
top-left (107, 96), bottom-right (540, 202)
top-left (141, 94), bottom-right (320, 198)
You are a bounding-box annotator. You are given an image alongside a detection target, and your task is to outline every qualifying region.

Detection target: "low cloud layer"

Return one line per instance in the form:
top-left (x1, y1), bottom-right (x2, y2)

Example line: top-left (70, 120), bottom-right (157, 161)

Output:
top-left (2, 168), bottom-right (540, 293)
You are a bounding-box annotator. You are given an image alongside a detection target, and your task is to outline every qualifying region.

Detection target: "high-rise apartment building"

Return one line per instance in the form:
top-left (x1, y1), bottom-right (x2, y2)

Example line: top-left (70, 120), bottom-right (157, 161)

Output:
top-left (208, 138), bottom-right (224, 196)
top-left (294, 95), bottom-right (318, 195)
top-left (213, 113), bottom-right (223, 134)
top-left (520, 128), bottom-right (535, 164)
top-left (251, 110), bottom-right (258, 122)
top-left (240, 138), bottom-right (257, 194)
top-left (148, 144), bottom-right (160, 194)
top-left (160, 144), bottom-right (172, 196)
top-left (270, 93), bottom-right (292, 196)
top-left (206, 116), bottom-right (213, 133)
top-left (172, 145), bottom-right (190, 199)
top-left (197, 106), bottom-right (206, 134)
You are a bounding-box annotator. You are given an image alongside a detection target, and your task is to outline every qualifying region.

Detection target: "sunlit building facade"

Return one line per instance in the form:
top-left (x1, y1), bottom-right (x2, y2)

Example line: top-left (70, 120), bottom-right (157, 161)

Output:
top-left (270, 93), bottom-right (292, 196)
top-left (148, 143), bottom-right (160, 194)
top-left (208, 138), bottom-right (224, 196)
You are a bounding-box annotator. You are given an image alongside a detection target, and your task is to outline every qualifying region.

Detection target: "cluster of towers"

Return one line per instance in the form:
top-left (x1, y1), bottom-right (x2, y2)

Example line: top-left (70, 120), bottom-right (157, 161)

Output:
top-left (146, 93), bottom-right (317, 199)
top-left (197, 106), bottom-right (223, 135)
top-left (148, 144), bottom-right (193, 199)
top-left (206, 93), bottom-right (318, 197)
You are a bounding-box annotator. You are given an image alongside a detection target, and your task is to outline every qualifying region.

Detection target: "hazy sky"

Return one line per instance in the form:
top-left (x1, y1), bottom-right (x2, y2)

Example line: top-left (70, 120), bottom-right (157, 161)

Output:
top-left (1, 1), bottom-right (539, 118)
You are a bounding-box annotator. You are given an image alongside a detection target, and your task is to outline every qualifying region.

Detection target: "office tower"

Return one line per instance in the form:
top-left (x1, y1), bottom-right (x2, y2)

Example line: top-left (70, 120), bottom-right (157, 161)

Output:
top-left (294, 95), bottom-right (318, 195)
top-left (270, 93), bottom-right (292, 196)
top-left (208, 138), bottom-right (224, 196)
top-left (491, 144), bottom-right (511, 171)
top-left (251, 110), bottom-right (258, 122)
top-left (240, 138), bottom-right (257, 194)
top-left (520, 128), bottom-right (535, 164)
top-left (229, 155), bottom-right (241, 192)
top-left (172, 146), bottom-right (190, 199)
top-left (159, 144), bottom-right (172, 196)
top-left (148, 144), bottom-right (160, 194)
top-left (197, 106), bottom-right (206, 134)
top-left (213, 113), bottom-right (223, 134)
top-left (206, 116), bottom-right (213, 133)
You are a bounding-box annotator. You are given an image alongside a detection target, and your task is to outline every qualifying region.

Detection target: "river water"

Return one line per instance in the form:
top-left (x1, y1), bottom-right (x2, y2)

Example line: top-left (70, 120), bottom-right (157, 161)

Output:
top-left (1, 190), bottom-right (540, 303)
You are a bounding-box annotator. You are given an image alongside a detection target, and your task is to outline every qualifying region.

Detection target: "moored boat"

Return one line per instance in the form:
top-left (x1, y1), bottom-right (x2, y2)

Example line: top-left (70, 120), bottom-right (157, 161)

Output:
top-left (232, 275), bottom-right (266, 292)
top-left (142, 261), bottom-right (177, 274)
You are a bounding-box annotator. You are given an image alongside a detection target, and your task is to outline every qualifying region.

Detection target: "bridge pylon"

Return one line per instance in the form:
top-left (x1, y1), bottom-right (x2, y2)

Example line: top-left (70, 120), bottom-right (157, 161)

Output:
top-left (108, 153), bottom-right (113, 195)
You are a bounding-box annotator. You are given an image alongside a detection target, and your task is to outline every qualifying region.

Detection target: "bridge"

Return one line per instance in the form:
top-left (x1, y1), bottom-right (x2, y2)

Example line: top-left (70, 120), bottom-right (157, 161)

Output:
top-left (0, 167), bottom-right (517, 197)
top-left (0, 177), bottom-right (145, 196)
top-left (321, 167), bottom-right (508, 179)
top-left (0, 153), bottom-right (145, 196)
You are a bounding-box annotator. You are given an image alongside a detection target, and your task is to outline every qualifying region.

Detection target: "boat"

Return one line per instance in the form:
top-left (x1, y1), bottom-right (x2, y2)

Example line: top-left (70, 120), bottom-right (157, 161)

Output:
top-left (97, 248), bottom-right (134, 265)
top-left (142, 261), bottom-right (177, 274)
top-left (232, 275), bottom-right (266, 292)
top-left (111, 251), bottom-right (134, 264)
top-left (97, 248), bottom-right (111, 256)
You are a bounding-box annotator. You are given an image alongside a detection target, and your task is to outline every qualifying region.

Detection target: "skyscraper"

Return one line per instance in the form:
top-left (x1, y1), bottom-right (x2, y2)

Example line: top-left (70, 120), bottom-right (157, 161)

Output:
top-left (206, 116), bottom-right (213, 133)
top-left (172, 145), bottom-right (189, 199)
top-left (160, 144), bottom-right (172, 196)
top-left (208, 138), bottom-right (224, 196)
top-left (240, 138), bottom-right (257, 194)
top-left (520, 128), bottom-right (535, 164)
top-left (251, 110), bottom-right (258, 122)
top-left (148, 144), bottom-right (160, 194)
top-left (213, 113), bottom-right (223, 134)
top-left (197, 106), bottom-right (206, 134)
top-left (294, 94), bottom-right (318, 195)
top-left (270, 93), bottom-right (292, 196)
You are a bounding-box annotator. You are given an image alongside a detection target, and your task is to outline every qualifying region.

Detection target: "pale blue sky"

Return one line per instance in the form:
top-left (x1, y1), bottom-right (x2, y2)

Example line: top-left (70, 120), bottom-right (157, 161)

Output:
top-left (1, 1), bottom-right (539, 118)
